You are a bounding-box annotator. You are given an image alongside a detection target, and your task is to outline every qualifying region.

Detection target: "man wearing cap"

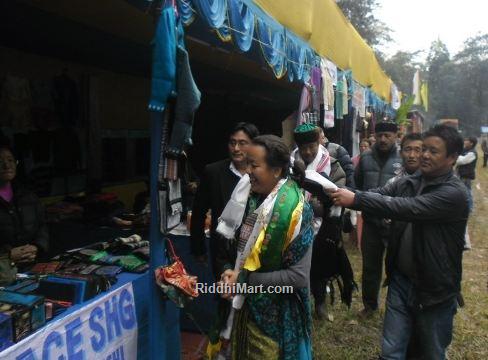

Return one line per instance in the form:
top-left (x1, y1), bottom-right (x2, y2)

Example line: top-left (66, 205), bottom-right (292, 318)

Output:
top-left (318, 127), bottom-right (355, 188)
top-left (292, 124), bottom-right (355, 319)
top-left (354, 121), bottom-right (402, 315)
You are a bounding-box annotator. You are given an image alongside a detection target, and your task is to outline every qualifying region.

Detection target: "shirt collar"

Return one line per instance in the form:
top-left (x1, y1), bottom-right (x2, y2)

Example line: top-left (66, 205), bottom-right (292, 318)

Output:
top-left (229, 161), bottom-right (243, 178)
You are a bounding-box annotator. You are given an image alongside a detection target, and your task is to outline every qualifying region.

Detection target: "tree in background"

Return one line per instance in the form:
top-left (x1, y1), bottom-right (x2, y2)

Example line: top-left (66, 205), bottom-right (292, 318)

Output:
top-left (336, 0), bottom-right (392, 48)
top-left (426, 39), bottom-right (453, 121)
top-left (382, 51), bottom-right (424, 94)
top-left (337, 0), bottom-right (487, 135)
top-left (452, 34), bottom-right (488, 135)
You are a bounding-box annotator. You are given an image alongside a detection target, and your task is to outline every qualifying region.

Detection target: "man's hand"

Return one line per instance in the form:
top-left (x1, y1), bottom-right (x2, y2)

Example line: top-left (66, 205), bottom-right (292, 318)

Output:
top-left (328, 188), bottom-right (356, 208)
top-left (10, 244), bottom-right (38, 263)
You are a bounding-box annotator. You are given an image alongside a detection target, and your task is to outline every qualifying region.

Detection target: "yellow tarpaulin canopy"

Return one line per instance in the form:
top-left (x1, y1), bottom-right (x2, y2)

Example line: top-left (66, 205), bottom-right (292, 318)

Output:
top-left (254, 0), bottom-right (393, 101)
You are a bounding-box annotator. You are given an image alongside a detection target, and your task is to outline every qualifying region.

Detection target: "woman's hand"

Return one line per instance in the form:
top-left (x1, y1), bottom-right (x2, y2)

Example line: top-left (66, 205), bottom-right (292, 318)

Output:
top-left (10, 244), bottom-right (38, 263)
top-left (220, 269), bottom-right (239, 299)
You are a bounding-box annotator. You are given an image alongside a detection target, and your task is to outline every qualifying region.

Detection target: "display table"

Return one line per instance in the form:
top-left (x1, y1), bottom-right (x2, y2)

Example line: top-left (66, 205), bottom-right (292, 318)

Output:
top-left (0, 271), bottom-right (176, 360)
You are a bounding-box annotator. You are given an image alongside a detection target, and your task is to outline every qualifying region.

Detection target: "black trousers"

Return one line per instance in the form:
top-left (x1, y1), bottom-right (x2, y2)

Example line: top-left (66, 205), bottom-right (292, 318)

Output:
top-left (361, 220), bottom-right (390, 310)
top-left (310, 219), bottom-right (343, 305)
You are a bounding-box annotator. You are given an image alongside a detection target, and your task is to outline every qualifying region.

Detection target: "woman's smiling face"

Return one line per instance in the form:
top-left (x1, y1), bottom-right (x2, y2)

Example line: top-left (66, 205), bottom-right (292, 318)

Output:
top-left (246, 144), bottom-right (281, 195)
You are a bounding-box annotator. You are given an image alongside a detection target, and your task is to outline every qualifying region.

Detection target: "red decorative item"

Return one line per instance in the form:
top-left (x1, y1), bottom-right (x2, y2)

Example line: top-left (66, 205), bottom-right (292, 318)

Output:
top-left (155, 238), bottom-right (198, 298)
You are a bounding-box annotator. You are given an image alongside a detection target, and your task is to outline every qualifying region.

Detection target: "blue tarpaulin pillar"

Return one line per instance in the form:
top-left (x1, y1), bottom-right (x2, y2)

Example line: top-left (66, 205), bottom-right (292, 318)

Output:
top-left (149, 112), bottom-right (181, 360)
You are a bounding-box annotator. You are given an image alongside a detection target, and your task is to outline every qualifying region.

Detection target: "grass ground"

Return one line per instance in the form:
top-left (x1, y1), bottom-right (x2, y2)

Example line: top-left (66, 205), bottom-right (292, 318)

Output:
top-left (312, 157), bottom-right (488, 359)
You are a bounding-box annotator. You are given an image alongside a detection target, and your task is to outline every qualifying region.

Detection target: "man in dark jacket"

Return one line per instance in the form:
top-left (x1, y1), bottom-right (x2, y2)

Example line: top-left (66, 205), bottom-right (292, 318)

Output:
top-left (330, 124), bottom-right (468, 359)
top-left (456, 136), bottom-right (478, 212)
top-left (190, 122), bottom-right (259, 278)
top-left (354, 121), bottom-right (402, 314)
top-left (319, 127), bottom-right (355, 188)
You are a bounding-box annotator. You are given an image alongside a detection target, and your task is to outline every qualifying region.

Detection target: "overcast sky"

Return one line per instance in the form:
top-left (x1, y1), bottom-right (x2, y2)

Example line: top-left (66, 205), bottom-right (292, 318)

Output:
top-left (376, 0), bottom-right (488, 59)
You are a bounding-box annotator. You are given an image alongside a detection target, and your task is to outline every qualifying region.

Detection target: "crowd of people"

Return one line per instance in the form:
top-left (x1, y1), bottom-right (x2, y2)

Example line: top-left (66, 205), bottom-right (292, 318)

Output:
top-left (189, 121), bottom-right (479, 359)
top-left (0, 118), bottom-right (481, 359)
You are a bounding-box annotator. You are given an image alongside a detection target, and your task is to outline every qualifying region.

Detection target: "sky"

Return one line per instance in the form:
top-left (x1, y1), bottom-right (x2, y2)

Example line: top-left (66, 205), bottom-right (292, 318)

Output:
top-left (376, 0), bottom-right (488, 59)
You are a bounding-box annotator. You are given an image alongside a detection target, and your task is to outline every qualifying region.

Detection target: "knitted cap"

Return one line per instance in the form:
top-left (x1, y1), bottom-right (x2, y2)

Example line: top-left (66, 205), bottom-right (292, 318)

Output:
top-left (375, 121), bottom-right (398, 133)
top-left (294, 123), bottom-right (320, 145)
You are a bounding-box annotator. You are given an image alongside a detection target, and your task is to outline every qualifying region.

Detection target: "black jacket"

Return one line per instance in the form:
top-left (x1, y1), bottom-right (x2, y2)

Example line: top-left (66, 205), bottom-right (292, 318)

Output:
top-left (190, 159), bottom-right (240, 258)
top-left (0, 185), bottom-right (49, 255)
top-left (457, 149), bottom-right (477, 180)
top-left (353, 171), bottom-right (469, 308)
top-left (326, 142), bottom-right (355, 188)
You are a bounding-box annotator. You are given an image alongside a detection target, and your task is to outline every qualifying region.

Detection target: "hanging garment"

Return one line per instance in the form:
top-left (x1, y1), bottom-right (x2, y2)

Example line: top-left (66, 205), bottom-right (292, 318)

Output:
top-left (343, 73), bottom-right (350, 117)
top-left (31, 79), bottom-right (57, 130)
top-left (324, 59), bottom-right (338, 85)
top-left (51, 127), bottom-right (81, 173)
top-left (390, 83), bottom-right (401, 110)
top-left (341, 110), bottom-right (354, 156)
top-left (320, 58), bottom-right (334, 111)
top-left (335, 75), bottom-right (346, 120)
top-left (323, 109), bottom-right (335, 128)
top-left (352, 111), bottom-right (360, 158)
top-left (158, 107), bottom-right (172, 182)
top-left (167, 45), bottom-right (201, 156)
top-left (148, 5), bottom-right (182, 112)
top-left (412, 70), bottom-right (421, 106)
top-left (352, 83), bottom-right (366, 118)
top-left (0, 75), bottom-right (32, 131)
top-left (164, 159), bottom-right (179, 181)
top-left (53, 73), bottom-right (79, 127)
top-left (310, 67), bottom-right (322, 113)
top-left (297, 85), bottom-right (312, 125)
top-left (168, 179), bottom-right (183, 226)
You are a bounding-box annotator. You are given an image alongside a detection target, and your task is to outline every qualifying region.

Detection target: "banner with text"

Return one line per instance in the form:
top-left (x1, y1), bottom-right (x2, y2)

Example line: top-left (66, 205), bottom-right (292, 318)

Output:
top-left (1, 282), bottom-right (138, 360)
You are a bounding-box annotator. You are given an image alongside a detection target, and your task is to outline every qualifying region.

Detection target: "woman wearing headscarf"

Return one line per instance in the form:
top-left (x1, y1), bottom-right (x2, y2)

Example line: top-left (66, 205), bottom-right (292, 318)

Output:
top-left (211, 135), bottom-right (314, 360)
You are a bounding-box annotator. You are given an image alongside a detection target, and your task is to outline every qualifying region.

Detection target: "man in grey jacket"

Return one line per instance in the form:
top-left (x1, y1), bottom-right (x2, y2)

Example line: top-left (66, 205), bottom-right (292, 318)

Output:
top-left (354, 121), bottom-right (402, 315)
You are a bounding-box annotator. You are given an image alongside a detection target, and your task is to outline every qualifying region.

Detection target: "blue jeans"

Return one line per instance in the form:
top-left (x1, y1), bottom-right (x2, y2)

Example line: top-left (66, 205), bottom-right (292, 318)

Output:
top-left (381, 272), bottom-right (457, 360)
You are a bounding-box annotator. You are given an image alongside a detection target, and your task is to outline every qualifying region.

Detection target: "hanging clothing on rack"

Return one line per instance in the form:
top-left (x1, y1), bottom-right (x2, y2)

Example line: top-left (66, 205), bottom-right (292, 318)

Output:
top-left (297, 85), bottom-right (312, 125)
top-left (320, 58), bottom-right (334, 111)
top-left (148, 5), bottom-right (183, 112)
top-left (53, 73), bottom-right (79, 127)
top-left (310, 67), bottom-right (322, 113)
top-left (0, 75), bottom-right (32, 131)
top-left (167, 45), bottom-right (201, 156)
top-left (335, 74), bottom-right (347, 120)
top-left (352, 83), bottom-right (366, 118)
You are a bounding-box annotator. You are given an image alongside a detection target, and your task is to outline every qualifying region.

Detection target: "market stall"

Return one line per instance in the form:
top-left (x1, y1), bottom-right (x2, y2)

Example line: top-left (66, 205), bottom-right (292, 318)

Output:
top-left (0, 1), bottom-right (401, 359)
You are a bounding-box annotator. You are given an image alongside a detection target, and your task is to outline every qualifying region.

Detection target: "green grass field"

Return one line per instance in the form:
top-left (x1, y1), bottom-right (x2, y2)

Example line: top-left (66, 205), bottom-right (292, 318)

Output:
top-left (312, 156), bottom-right (488, 359)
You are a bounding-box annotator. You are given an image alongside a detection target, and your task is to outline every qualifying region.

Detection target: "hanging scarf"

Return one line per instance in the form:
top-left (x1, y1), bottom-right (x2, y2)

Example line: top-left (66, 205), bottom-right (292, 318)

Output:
top-left (216, 174), bottom-right (252, 240)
